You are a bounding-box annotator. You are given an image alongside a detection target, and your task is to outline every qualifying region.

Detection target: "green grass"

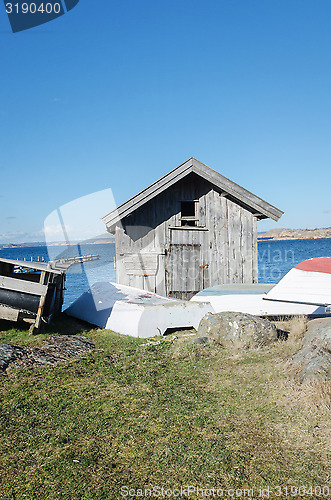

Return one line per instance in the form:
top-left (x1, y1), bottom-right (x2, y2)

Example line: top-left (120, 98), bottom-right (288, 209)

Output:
top-left (0, 317), bottom-right (330, 499)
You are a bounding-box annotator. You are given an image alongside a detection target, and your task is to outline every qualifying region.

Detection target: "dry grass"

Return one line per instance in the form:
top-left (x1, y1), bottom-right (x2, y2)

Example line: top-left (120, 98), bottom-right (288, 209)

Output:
top-left (171, 318), bottom-right (331, 458)
top-left (271, 316), bottom-right (331, 408)
top-left (198, 336), bottom-right (331, 483)
top-left (1, 317), bottom-right (330, 499)
top-left (274, 315), bottom-right (309, 343)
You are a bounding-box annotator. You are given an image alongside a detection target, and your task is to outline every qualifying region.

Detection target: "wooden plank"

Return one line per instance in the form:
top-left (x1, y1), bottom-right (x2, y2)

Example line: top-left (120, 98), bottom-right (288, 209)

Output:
top-left (123, 253), bottom-right (159, 274)
top-left (143, 274), bottom-right (156, 293)
top-left (212, 190), bottom-right (228, 285)
top-left (225, 199), bottom-right (232, 283)
top-left (30, 271), bottom-right (48, 334)
top-left (252, 216), bottom-right (258, 283)
top-left (220, 195), bottom-right (229, 284)
top-left (227, 200), bottom-right (238, 282)
top-left (168, 226), bottom-right (208, 231)
top-left (205, 190), bottom-right (216, 285)
top-left (0, 257), bottom-right (62, 275)
top-left (115, 225), bottom-right (132, 287)
top-left (241, 209), bottom-right (254, 283)
top-left (0, 304), bottom-right (20, 322)
top-left (155, 254), bottom-right (166, 296)
top-left (0, 276), bottom-right (48, 296)
top-left (199, 190), bottom-right (206, 229)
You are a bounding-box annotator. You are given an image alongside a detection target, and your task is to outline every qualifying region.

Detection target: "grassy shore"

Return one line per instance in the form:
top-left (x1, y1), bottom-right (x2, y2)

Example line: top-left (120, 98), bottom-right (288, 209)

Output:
top-left (0, 316), bottom-right (330, 499)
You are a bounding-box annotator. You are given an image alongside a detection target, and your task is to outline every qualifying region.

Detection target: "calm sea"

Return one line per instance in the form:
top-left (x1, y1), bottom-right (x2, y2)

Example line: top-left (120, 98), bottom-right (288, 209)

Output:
top-left (0, 243), bottom-right (116, 309)
top-left (0, 239), bottom-right (330, 309)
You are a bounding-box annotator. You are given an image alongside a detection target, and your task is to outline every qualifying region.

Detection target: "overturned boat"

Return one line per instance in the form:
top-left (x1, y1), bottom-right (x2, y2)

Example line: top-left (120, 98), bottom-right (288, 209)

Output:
top-left (191, 257), bottom-right (331, 317)
top-left (0, 255), bottom-right (99, 334)
top-left (65, 257), bottom-right (331, 337)
top-left (65, 281), bottom-right (213, 338)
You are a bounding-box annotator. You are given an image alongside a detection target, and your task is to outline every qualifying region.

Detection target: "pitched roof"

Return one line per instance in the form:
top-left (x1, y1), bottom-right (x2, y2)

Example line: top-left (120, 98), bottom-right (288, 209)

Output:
top-left (102, 157), bottom-right (283, 228)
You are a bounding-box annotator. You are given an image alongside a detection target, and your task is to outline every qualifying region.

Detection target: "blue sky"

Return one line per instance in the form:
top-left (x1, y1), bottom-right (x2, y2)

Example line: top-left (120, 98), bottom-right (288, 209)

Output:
top-left (1, 0), bottom-right (331, 243)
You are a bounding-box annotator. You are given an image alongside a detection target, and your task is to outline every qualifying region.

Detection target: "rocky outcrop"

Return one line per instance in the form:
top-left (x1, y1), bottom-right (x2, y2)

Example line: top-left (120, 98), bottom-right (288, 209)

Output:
top-left (258, 227), bottom-right (331, 240)
top-left (0, 336), bottom-right (95, 373)
top-left (290, 318), bottom-right (331, 382)
top-left (197, 311), bottom-right (278, 351)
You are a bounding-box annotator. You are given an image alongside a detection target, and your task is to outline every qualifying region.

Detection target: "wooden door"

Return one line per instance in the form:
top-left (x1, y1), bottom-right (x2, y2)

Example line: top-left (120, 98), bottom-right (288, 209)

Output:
top-left (166, 229), bottom-right (207, 299)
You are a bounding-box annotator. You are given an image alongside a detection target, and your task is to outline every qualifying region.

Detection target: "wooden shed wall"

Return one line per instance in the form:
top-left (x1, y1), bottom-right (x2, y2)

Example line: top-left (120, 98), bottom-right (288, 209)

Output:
top-left (114, 173), bottom-right (258, 298)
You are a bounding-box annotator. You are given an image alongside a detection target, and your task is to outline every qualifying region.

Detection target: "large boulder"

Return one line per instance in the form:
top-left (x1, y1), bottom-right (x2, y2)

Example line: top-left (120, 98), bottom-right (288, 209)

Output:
top-left (290, 317), bottom-right (331, 382)
top-left (197, 311), bottom-right (278, 351)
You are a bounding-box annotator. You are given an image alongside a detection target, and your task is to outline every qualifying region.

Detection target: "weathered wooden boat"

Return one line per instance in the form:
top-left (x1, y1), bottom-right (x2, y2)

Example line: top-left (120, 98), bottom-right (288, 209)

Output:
top-left (65, 281), bottom-right (213, 338)
top-left (191, 257), bottom-right (331, 317)
top-left (0, 255), bottom-right (99, 334)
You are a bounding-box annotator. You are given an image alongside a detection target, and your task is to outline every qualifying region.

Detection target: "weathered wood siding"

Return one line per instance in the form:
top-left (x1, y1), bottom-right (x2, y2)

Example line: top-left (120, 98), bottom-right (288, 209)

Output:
top-left (114, 173), bottom-right (258, 298)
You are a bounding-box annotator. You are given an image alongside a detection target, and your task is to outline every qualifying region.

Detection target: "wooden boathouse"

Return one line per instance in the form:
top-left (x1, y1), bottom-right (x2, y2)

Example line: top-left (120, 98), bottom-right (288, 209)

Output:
top-left (102, 158), bottom-right (283, 299)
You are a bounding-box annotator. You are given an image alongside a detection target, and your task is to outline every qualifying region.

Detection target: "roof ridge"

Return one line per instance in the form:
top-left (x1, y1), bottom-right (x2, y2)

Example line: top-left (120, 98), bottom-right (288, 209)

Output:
top-left (101, 158), bottom-right (283, 228)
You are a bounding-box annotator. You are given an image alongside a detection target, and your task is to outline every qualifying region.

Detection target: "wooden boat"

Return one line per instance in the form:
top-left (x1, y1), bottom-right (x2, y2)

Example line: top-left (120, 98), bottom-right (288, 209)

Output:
top-left (191, 257), bottom-right (331, 317)
top-left (0, 255), bottom-right (99, 334)
top-left (65, 281), bottom-right (213, 338)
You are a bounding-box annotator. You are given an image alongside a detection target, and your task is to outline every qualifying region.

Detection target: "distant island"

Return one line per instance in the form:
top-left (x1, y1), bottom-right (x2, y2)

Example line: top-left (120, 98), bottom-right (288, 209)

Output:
top-left (258, 227), bottom-right (331, 241)
top-left (2, 229), bottom-right (331, 248)
top-left (0, 233), bottom-right (115, 249)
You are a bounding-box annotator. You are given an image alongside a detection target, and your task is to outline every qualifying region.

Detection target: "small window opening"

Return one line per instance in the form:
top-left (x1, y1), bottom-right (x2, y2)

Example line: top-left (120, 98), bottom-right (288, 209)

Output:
top-left (180, 201), bottom-right (197, 226)
top-left (181, 201), bottom-right (196, 217)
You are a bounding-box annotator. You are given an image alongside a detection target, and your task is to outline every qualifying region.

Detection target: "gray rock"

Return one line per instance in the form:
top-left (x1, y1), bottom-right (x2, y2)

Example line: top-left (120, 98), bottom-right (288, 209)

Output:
top-left (0, 344), bottom-right (22, 371)
top-left (191, 336), bottom-right (209, 345)
top-left (198, 311), bottom-right (278, 351)
top-left (290, 318), bottom-right (331, 383)
top-left (300, 317), bottom-right (331, 349)
top-left (0, 336), bottom-right (95, 373)
top-left (300, 352), bottom-right (331, 383)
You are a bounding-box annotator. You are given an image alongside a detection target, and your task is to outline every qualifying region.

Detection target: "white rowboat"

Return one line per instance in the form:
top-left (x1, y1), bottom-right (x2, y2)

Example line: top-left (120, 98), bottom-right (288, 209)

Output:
top-left (191, 257), bottom-right (331, 317)
top-left (65, 281), bottom-right (213, 338)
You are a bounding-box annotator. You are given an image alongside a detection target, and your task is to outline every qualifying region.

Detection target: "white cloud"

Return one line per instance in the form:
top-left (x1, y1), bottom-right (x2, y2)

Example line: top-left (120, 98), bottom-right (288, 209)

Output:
top-left (0, 230), bottom-right (45, 244)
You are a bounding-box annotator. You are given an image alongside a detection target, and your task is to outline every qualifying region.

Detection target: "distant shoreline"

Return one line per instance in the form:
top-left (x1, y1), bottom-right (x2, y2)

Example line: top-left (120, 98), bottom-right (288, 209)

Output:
top-left (258, 228), bottom-right (331, 241)
top-left (2, 230), bottom-right (331, 248)
top-left (0, 240), bottom-right (115, 250)
top-left (258, 236), bottom-right (331, 241)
